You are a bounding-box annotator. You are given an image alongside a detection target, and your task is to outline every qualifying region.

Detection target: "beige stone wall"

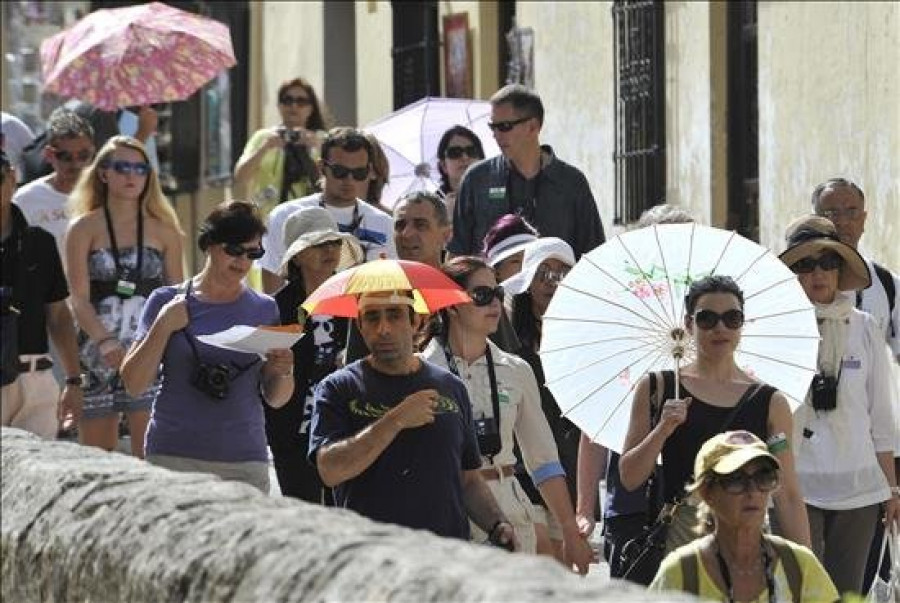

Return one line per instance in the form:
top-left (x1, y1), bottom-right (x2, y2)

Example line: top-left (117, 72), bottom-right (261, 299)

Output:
top-left (257, 2), bottom-right (326, 131)
top-left (515, 2), bottom-right (615, 236)
top-left (758, 1), bottom-right (900, 270)
top-left (355, 1), bottom-right (393, 127)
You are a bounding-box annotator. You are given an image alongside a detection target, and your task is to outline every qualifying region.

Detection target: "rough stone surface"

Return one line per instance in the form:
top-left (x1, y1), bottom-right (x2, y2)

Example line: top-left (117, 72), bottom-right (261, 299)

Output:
top-left (1, 428), bottom-right (693, 602)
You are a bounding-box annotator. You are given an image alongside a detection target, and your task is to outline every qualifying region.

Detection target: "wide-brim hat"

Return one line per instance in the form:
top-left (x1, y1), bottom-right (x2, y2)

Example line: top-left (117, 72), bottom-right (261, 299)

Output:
top-left (485, 233), bottom-right (538, 268)
top-left (778, 214), bottom-right (870, 291)
top-left (501, 237), bottom-right (576, 295)
top-left (278, 206), bottom-right (364, 276)
top-left (694, 430), bottom-right (780, 479)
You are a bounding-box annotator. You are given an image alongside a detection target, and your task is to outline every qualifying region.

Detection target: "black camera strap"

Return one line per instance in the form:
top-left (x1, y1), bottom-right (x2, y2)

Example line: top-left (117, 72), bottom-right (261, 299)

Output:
top-left (102, 199), bottom-right (143, 297)
top-left (178, 279), bottom-right (260, 378)
top-left (441, 339), bottom-right (502, 461)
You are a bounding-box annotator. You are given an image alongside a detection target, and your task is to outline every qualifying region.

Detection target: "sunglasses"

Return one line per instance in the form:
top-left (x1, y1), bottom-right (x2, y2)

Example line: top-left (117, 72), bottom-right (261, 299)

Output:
top-left (324, 161), bottom-right (369, 182)
top-left (51, 148), bottom-right (94, 163)
top-left (487, 116), bottom-right (532, 133)
top-left (223, 243), bottom-right (265, 260)
top-left (790, 252), bottom-right (843, 274)
top-left (102, 160), bottom-right (152, 176)
top-left (444, 145), bottom-right (480, 160)
top-left (694, 309), bottom-right (745, 330)
top-left (713, 467), bottom-right (779, 495)
top-left (279, 95), bottom-right (313, 107)
top-left (469, 285), bottom-right (504, 307)
top-left (536, 267), bottom-right (570, 286)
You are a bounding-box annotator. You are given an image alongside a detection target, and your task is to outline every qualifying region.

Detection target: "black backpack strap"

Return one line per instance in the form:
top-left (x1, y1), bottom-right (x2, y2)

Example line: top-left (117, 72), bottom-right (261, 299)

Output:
top-left (873, 262), bottom-right (896, 337)
top-left (766, 535), bottom-right (803, 603)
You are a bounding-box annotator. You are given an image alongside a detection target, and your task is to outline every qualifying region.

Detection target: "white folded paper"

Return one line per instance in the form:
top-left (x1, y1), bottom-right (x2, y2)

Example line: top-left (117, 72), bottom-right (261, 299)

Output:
top-left (197, 325), bottom-right (303, 358)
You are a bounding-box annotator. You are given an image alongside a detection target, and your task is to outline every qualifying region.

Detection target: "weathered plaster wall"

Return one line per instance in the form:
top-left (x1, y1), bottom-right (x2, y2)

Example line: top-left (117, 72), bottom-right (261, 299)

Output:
top-left (515, 2), bottom-right (615, 235)
top-left (259, 3), bottom-right (326, 131)
top-left (663, 1), bottom-right (717, 226)
top-left (0, 428), bottom-right (696, 603)
top-left (758, 1), bottom-right (900, 269)
top-left (355, 1), bottom-right (393, 127)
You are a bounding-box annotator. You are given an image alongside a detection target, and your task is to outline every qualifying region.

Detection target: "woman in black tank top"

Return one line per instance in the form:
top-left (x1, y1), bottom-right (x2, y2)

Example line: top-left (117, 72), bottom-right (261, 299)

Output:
top-left (619, 275), bottom-right (811, 555)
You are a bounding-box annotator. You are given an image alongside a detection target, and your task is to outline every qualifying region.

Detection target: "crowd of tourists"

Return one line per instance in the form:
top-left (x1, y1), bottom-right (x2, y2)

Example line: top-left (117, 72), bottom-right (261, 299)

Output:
top-left (2, 80), bottom-right (898, 601)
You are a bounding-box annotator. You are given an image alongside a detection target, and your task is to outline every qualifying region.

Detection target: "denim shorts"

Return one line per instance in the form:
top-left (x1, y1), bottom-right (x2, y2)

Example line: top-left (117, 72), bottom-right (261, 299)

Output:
top-left (81, 385), bottom-right (156, 420)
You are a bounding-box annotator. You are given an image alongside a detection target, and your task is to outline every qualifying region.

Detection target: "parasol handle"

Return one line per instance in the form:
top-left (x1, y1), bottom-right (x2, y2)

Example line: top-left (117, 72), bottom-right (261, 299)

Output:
top-left (670, 327), bottom-right (685, 399)
top-left (674, 359), bottom-right (681, 399)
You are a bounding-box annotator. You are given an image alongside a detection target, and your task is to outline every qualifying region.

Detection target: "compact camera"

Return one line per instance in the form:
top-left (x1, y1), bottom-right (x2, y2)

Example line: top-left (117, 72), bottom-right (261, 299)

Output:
top-left (474, 417), bottom-right (501, 458)
top-left (279, 127), bottom-right (303, 145)
top-left (191, 363), bottom-right (232, 400)
top-left (810, 372), bottom-right (838, 412)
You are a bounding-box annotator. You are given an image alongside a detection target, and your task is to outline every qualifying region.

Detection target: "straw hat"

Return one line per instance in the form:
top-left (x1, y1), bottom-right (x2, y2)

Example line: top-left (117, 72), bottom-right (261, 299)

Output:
top-left (778, 214), bottom-right (870, 291)
top-left (278, 207), bottom-right (363, 276)
top-left (501, 237), bottom-right (575, 295)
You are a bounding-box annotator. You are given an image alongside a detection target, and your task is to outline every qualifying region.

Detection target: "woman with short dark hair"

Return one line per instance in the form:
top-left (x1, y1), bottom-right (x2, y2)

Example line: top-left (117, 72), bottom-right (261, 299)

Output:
top-left (619, 274), bottom-right (811, 568)
top-left (121, 201), bottom-right (293, 492)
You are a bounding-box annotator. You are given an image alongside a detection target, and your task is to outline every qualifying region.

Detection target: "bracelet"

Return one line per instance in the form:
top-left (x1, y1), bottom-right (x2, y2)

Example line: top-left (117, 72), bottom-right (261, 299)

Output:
top-left (891, 486), bottom-right (900, 498)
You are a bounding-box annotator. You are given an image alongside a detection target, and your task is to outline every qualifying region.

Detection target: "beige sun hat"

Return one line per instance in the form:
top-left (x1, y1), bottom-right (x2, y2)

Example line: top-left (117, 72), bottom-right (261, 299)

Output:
top-left (278, 206), bottom-right (364, 277)
top-left (694, 430), bottom-right (780, 479)
top-left (500, 237), bottom-right (576, 295)
top-left (778, 214), bottom-right (870, 291)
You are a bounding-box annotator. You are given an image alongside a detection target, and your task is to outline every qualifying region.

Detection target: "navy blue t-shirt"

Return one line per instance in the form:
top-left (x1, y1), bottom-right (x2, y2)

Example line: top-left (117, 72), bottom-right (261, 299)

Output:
top-left (308, 358), bottom-right (481, 540)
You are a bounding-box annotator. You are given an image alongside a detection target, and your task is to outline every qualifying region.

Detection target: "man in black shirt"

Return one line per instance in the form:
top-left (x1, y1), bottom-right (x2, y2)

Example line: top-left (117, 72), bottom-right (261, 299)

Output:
top-left (0, 150), bottom-right (82, 437)
top-left (448, 84), bottom-right (606, 260)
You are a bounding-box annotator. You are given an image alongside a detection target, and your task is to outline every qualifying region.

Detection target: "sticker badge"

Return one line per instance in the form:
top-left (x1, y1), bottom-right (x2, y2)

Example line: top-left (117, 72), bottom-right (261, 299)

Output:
top-left (116, 279), bottom-right (136, 298)
top-left (841, 357), bottom-right (861, 370)
top-left (488, 186), bottom-right (506, 201)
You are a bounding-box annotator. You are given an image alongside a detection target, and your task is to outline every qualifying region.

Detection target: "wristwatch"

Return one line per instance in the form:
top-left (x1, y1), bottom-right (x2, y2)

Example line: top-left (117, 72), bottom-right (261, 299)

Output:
top-left (891, 486), bottom-right (900, 498)
top-left (65, 375), bottom-right (85, 388)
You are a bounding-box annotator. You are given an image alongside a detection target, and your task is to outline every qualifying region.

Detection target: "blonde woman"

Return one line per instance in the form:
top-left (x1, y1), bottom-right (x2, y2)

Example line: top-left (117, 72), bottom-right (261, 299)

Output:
top-left (65, 135), bottom-right (183, 456)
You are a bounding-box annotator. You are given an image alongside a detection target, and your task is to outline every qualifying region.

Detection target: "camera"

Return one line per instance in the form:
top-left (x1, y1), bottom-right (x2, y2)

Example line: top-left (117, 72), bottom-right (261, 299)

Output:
top-left (474, 416), bottom-right (501, 458)
top-left (810, 372), bottom-right (838, 412)
top-left (191, 362), bottom-right (232, 400)
top-left (279, 127), bottom-right (303, 145)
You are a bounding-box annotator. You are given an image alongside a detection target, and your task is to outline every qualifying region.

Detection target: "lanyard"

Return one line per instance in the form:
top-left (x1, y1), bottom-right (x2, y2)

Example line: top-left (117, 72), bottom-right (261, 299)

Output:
top-left (441, 339), bottom-right (501, 436)
top-left (102, 201), bottom-right (143, 289)
top-left (320, 198), bottom-right (362, 234)
top-left (715, 539), bottom-right (776, 603)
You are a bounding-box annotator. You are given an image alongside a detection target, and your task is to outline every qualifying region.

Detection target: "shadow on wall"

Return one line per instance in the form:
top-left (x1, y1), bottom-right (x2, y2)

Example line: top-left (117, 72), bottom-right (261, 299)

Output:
top-left (0, 428), bottom-right (695, 603)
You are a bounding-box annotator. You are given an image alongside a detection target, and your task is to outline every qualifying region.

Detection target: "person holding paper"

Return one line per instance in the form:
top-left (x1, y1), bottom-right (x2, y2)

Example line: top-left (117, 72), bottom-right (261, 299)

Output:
top-left (121, 201), bottom-right (293, 492)
top-left (266, 206), bottom-right (362, 502)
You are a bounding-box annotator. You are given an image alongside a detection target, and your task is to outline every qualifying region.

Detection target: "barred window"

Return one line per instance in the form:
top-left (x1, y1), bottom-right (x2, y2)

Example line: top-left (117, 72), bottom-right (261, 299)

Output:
top-left (612, 0), bottom-right (666, 225)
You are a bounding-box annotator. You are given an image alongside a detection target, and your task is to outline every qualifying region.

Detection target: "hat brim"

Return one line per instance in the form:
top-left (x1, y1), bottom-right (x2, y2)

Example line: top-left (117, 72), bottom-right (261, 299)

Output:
top-left (488, 242), bottom-right (530, 268)
top-left (502, 250), bottom-right (574, 295)
top-left (710, 447), bottom-right (780, 476)
top-left (279, 232), bottom-right (363, 276)
top-left (779, 239), bottom-right (871, 291)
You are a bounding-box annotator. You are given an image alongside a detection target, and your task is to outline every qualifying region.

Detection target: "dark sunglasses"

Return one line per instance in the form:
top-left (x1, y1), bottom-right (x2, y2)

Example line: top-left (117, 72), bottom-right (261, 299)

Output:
top-left (487, 116), bottom-right (532, 133)
top-left (102, 160), bottom-right (151, 176)
top-left (444, 145), bottom-right (480, 160)
top-left (469, 285), bottom-right (504, 307)
top-left (324, 161), bottom-right (369, 182)
top-left (279, 95), bottom-right (313, 107)
top-left (713, 467), bottom-right (779, 495)
top-left (790, 252), bottom-right (843, 274)
top-left (223, 243), bottom-right (265, 260)
top-left (694, 308), bottom-right (745, 330)
top-left (52, 148), bottom-right (94, 163)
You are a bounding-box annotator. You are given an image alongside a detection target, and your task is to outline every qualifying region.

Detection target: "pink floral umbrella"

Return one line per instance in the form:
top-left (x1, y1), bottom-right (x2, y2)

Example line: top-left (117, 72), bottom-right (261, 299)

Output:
top-left (40, 2), bottom-right (235, 110)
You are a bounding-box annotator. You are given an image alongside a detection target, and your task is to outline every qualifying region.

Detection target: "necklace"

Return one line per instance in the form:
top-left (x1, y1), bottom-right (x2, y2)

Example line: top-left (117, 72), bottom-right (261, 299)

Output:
top-left (714, 538), bottom-right (775, 603)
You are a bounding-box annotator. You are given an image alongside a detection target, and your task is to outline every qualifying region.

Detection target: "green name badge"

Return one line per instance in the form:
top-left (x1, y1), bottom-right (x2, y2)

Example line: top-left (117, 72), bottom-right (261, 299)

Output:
top-left (498, 391), bottom-right (510, 405)
top-left (116, 279), bottom-right (136, 298)
top-left (488, 186), bottom-right (506, 201)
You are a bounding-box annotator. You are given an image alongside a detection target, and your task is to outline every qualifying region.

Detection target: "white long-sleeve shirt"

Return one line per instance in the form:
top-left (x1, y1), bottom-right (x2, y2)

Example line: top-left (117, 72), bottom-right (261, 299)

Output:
top-left (422, 339), bottom-right (565, 484)
top-left (793, 307), bottom-right (899, 510)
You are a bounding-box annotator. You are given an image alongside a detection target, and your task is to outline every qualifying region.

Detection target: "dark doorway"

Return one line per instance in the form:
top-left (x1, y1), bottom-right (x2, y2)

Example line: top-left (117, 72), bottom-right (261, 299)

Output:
top-left (390, 1), bottom-right (440, 110)
top-left (612, 0), bottom-right (667, 225)
top-left (727, 1), bottom-right (759, 241)
top-left (324, 2), bottom-right (357, 125)
top-left (498, 1), bottom-right (516, 84)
